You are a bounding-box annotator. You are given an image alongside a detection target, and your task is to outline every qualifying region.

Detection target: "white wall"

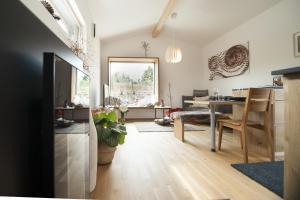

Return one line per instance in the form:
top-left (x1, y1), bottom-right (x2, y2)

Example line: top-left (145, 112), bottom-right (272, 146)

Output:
top-left (200, 0), bottom-right (300, 95)
top-left (74, 0), bottom-right (101, 108)
top-left (101, 33), bottom-right (204, 118)
top-left (101, 0), bottom-right (300, 118)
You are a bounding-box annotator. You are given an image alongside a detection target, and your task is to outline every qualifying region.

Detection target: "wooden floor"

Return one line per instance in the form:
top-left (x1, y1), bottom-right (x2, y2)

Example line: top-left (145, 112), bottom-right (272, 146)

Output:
top-left (90, 123), bottom-right (282, 200)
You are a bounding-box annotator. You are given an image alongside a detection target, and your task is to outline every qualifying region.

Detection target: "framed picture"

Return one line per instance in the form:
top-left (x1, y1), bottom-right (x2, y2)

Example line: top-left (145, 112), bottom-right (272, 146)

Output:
top-left (294, 32), bottom-right (300, 57)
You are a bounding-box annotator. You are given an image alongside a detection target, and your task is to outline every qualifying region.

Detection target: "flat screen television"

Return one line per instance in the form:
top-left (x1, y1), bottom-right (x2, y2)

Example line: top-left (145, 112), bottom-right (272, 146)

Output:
top-left (42, 53), bottom-right (90, 198)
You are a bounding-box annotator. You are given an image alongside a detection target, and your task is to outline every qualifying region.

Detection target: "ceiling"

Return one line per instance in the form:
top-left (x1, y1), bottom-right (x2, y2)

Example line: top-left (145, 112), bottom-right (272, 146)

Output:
top-left (87, 0), bottom-right (281, 46)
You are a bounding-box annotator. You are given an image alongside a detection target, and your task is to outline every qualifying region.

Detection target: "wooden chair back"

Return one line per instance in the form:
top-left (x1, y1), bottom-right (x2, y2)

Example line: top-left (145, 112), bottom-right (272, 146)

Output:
top-left (242, 88), bottom-right (272, 125)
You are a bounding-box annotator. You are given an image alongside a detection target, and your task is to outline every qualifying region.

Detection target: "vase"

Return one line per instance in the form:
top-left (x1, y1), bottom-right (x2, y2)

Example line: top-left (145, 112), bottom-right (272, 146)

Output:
top-left (120, 112), bottom-right (125, 124)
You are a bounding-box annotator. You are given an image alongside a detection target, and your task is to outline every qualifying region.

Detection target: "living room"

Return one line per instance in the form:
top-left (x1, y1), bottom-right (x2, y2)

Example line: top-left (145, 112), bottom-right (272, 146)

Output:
top-left (1, 0), bottom-right (300, 200)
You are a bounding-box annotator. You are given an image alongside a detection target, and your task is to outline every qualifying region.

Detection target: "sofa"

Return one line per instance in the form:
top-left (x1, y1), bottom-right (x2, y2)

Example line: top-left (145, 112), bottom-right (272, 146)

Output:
top-left (182, 89), bottom-right (232, 113)
top-left (182, 89), bottom-right (209, 111)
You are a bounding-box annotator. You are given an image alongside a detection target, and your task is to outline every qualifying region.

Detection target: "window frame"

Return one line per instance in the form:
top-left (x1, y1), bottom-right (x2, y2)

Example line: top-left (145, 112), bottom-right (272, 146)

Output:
top-left (108, 57), bottom-right (160, 108)
top-left (42, 0), bottom-right (87, 51)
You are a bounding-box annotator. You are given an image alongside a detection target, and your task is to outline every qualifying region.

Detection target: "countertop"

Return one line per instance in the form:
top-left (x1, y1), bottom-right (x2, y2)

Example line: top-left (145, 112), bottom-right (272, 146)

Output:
top-left (271, 66), bottom-right (300, 76)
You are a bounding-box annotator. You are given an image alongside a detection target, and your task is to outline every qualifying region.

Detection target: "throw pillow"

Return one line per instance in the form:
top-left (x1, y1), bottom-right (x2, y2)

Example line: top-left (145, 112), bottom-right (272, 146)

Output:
top-left (193, 96), bottom-right (210, 101)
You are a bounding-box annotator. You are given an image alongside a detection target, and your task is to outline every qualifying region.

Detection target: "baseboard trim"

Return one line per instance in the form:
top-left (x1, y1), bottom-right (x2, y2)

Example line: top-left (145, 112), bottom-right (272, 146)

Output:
top-left (126, 118), bottom-right (155, 122)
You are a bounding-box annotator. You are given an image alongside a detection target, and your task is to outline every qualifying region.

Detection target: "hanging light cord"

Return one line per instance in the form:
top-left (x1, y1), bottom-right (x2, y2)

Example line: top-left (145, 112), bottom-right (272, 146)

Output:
top-left (165, 12), bottom-right (182, 64)
top-left (171, 12), bottom-right (177, 48)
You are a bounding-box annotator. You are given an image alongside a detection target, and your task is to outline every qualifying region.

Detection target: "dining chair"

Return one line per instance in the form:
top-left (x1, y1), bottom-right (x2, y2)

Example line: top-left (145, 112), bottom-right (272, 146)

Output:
top-left (217, 88), bottom-right (274, 163)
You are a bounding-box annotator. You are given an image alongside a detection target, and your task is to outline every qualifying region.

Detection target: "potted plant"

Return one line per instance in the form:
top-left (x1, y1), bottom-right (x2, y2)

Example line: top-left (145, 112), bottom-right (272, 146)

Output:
top-left (93, 109), bottom-right (127, 164)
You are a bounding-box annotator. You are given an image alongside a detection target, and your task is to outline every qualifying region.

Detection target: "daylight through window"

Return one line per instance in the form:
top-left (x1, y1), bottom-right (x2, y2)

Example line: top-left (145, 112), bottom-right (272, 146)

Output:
top-left (109, 57), bottom-right (159, 107)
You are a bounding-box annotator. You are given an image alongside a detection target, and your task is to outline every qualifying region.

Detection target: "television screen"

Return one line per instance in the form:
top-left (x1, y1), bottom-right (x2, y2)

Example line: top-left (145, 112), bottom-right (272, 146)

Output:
top-left (55, 58), bottom-right (89, 109)
top-left (55, 58), bottom-right (73, 107)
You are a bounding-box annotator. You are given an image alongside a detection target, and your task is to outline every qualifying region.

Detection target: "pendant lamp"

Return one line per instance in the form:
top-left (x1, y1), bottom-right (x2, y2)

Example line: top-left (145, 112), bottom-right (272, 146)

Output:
top-left (165, 12), bottom-right (182, 64)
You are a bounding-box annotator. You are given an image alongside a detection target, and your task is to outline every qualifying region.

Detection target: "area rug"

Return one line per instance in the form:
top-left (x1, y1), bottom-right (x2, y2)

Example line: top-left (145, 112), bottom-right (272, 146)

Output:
top-left (231, 161), bottom-right (284, 197)
top-left (134, 122), bottom-right (207, 132)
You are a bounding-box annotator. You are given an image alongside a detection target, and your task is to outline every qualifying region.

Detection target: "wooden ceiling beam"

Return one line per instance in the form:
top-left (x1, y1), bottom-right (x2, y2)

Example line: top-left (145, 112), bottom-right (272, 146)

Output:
top-left (152, 0), bottom-right (176, 38)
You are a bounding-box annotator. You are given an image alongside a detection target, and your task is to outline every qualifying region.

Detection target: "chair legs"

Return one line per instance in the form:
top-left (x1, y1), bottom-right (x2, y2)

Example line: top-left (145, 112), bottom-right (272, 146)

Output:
top-left (266, 129), bottom-right (274, 161)
top-left (264, 113), bottom-right (274, 161)
top-left (241, 127), bottom-right (248, 163)
top-left (240, 132), bottom-right (244, 150)
top-left (218, 122), bottom-right (248, 163)
top-left (218, 122), bottom-right (223, 150)
top-left (174, 118), bottom-right (184, 142)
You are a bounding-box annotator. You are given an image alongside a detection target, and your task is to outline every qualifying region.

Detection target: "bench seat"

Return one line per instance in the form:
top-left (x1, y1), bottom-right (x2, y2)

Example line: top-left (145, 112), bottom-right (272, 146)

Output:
top-left (172, 110), bottom-right (225, 141)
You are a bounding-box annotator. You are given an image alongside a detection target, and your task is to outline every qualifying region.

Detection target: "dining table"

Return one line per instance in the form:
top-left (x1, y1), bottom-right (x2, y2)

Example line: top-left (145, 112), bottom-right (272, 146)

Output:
top-left (184, 100), bottom-right (245, 151)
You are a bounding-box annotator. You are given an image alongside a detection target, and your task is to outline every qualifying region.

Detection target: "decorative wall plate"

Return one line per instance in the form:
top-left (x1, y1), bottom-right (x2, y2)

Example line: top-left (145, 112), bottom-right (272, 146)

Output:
top-left (208, 43), bottom-right (249, 80)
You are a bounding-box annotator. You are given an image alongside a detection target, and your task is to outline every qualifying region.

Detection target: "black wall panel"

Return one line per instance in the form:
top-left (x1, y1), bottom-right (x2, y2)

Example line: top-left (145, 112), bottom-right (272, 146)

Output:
top-left (0, 0), bottom-right (81, 197)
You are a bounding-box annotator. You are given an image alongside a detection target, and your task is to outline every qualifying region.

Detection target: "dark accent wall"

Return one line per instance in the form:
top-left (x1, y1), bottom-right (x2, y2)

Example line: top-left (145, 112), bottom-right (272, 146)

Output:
top-left (0, 1), bottom-right (81, 197)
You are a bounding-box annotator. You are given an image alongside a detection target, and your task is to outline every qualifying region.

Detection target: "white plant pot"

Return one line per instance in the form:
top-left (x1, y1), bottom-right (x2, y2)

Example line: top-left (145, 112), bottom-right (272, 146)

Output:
top-left (98, 143), bottom-right (117, 165)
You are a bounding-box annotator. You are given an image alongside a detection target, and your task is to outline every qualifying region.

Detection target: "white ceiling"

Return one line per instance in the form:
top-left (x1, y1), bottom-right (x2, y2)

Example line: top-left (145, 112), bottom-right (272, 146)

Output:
top-left (87, 0), bottom-right (281, 46)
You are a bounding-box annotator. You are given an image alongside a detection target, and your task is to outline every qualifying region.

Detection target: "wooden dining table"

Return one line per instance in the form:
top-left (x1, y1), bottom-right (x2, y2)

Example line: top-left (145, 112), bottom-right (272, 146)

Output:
top-left (185, 100), bottom-right (244, 151)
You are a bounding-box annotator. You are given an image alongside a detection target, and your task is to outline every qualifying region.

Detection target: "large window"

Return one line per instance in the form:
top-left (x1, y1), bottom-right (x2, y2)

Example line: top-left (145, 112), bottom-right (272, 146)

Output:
top-left (109, 57), bottom-right (159, 107)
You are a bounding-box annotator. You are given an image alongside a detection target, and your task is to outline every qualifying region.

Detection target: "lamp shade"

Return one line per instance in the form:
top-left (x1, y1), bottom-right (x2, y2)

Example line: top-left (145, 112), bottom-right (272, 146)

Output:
top-left (165, 46), bottom-right (182, 64)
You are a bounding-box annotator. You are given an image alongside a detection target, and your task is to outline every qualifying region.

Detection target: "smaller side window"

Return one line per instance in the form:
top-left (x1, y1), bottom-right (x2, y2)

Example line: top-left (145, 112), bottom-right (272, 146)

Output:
top-left (40, 0), bottom-right (86, 51)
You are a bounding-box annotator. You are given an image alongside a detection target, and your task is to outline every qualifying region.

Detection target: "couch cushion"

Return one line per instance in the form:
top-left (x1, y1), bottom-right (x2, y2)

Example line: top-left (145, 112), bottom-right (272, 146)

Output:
top-left (182, 95), bottom-right (194, 111)
top-left (193, 96), bottom-right (210, 101)
top-left (193, 89), bottom-right (209, 97)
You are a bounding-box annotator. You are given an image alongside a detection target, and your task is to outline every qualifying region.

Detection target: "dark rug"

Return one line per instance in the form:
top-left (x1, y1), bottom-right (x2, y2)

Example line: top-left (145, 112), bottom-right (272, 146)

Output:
top-left (134, 122), bottom-right (207, 132)
top-left (232, 161), bottom-right (283, 197)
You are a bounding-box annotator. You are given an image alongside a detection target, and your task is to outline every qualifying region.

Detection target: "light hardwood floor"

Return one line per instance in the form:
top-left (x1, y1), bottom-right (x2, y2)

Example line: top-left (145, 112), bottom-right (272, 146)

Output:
top-left (90, 123), bottom-right (282, 200)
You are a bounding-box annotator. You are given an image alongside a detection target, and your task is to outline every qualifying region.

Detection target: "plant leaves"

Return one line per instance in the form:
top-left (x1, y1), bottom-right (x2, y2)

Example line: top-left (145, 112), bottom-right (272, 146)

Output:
top-left (117, 124), bottom-right (127, 132)
top-left (105, 134), bottom-right (119, 147)
top-left (107, 120), bottom-right (117, 128)
top-left (93, 110), bottom-right (127, 147)
top-left (118, 134), bottom-right (125, 145)
top-left (96, 125), bottom-right (106, 143)
top-left (94, 118), bottom-right (108, 125)
top-left (107, 111), bottom-right (117, 122)
top-left (101, 127), bottom-right (112, 139)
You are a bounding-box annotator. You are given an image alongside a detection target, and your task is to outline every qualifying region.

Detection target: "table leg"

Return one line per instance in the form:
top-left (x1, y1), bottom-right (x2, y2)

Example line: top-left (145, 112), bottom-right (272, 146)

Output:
top-left (210, 105), bottom-right (216, 152)
top-left (162, 109), bottom-right (165, 119)
top-left (154, 108), bottom-right (157, 119)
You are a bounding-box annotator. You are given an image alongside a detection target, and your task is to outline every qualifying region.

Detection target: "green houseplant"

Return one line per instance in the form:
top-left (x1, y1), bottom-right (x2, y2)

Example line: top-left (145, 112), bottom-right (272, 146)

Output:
top-left (93, 109), bottom-right (127, 164)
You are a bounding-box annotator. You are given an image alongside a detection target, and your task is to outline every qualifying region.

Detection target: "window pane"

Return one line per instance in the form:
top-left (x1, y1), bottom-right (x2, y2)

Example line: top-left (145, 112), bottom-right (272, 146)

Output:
top-left (75, 70), bottom-right (89, 106)
top-left (110, 62), bottom-right (156, 107)
top-left (47, 0), bottom-right (84, 43)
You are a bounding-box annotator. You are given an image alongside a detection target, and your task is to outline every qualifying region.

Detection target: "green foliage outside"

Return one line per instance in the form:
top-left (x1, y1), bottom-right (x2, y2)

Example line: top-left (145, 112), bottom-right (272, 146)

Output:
top-left (112, 66), bottom-right (153, 86)
top-left (141, 66), bottom-right (153, 85)
top-left (110, 66), bottom-right (155, 106)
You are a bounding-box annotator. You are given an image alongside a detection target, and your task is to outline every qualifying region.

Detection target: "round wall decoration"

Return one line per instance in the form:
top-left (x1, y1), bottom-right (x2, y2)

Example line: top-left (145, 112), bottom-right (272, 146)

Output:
top-left (208, 43), bottom-right (249, 80)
